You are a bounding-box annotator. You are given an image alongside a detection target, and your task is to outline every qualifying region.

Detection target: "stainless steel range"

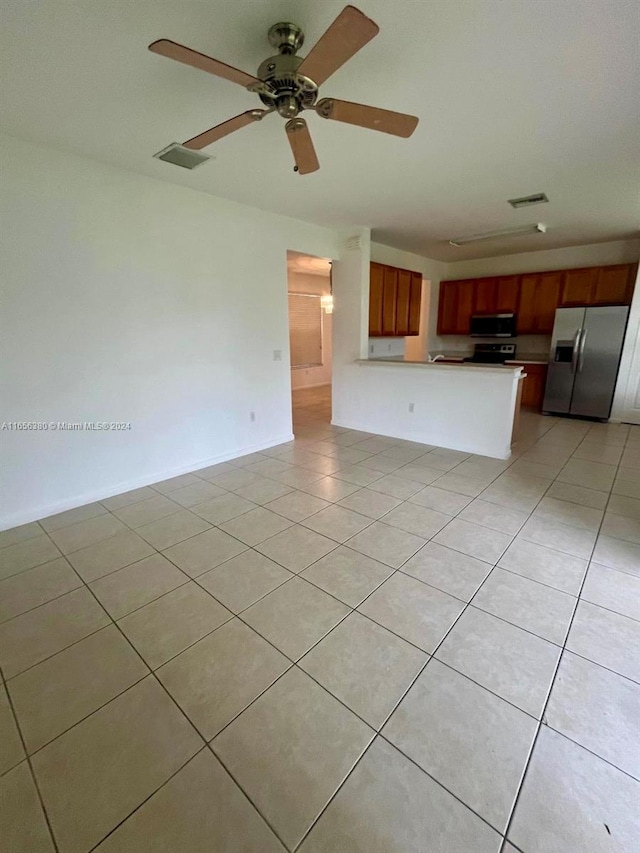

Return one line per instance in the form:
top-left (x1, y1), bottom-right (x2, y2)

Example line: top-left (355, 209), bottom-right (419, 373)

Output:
top-left (463, 343), bottom-right (516, 364)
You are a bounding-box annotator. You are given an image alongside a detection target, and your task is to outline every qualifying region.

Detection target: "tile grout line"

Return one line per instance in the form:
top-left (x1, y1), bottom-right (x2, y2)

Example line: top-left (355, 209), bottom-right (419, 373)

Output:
top-left (497, 420), bottom-right (632, 851)
top-left (0, 661), bottom-right (61, 852)
top-left (40, 554), bottom-right (295, 853)
top-left (2, 416), bottom-right (636, 851)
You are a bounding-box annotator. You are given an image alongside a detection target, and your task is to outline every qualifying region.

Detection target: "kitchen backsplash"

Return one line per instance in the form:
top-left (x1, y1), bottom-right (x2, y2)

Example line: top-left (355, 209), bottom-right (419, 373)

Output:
top-left (369, 337), bottom-right (406, 358)
top-left (434, 334), bottom-right (551, 356)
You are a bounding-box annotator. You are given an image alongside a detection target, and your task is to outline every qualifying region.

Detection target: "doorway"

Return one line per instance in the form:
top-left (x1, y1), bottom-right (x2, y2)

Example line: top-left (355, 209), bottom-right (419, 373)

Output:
top-left (286, 251), bottom-right (333, 433)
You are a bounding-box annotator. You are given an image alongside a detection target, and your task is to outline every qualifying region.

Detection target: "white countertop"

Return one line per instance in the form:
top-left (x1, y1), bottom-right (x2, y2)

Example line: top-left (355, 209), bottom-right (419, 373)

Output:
top-left (357, 358), bottom-right (524, 376)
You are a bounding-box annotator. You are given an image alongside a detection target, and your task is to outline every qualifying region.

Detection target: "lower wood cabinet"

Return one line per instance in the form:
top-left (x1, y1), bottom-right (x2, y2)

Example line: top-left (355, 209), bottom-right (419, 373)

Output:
top-left (369, 263), bottom-right (422, 336)
top-left (511, 363), bottom-right (548, 411)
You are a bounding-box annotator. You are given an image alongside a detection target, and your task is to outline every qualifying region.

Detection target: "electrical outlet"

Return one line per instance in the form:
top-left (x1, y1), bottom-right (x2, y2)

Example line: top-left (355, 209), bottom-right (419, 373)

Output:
top-left (273, 349), bottom-right (282, 362)
top-left (408, 403), bottom-right (415, 413)
top-left (250, 411), bottom-right (256, 422)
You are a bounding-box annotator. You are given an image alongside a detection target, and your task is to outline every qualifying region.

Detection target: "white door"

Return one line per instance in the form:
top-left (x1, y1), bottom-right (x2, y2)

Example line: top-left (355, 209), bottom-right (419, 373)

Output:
top-left (612, 267), bottom-right (640, 424)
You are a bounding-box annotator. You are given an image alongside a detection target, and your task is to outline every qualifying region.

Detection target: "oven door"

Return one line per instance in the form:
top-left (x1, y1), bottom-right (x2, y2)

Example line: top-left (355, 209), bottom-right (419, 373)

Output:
top-left (469, 314), bottom-right (516, 337)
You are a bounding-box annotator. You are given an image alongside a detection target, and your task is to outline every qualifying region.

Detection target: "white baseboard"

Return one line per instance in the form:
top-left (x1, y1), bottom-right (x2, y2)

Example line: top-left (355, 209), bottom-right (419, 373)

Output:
top-left (0, 432), bottom-right (295, 531)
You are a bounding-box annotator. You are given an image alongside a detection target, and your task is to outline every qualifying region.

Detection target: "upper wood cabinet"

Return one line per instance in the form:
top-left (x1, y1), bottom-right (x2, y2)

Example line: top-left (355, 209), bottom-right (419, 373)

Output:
top-left (438, 263), bottom-right (636, 336)
top-left (592, 264), bottom-right (636, 305)
top-left (473, 278), bottom-right (497, 314)
top-left (559, 268), bottom-right (599, 307)
top-left (518, 271), bottom-right (563, 334)
top-left (438, 280), bottom-right (474, 335)
top-left (382, 266), bottom-right (398, 335)
top-left (369, 263), bottom-right (423, 337)
top-left (495, 275), bottom-right (520, 313)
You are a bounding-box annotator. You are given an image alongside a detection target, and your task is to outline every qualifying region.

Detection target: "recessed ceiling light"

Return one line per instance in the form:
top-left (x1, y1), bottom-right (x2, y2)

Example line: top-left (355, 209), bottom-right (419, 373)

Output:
top-left (508, 193), bottom-right (549, 208)
top-left (153, 143), bottom-right (213, 170)
top-left (449, 223), bottom-right (547, 247)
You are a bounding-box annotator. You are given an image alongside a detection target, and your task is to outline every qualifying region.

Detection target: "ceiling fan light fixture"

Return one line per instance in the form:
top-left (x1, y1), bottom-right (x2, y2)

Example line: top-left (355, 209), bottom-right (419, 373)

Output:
top-left (449, 223), bottom-right (547, 247)
top-left (153, 143), bottom-right (212, 169)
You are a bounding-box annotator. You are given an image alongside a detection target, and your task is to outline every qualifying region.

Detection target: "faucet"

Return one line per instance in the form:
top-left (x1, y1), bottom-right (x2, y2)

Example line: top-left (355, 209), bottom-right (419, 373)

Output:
top-left (427, 353), bottom-right (445, 363)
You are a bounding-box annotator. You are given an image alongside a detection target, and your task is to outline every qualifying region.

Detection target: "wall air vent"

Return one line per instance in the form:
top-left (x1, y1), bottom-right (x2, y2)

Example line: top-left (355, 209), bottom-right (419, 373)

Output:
top-left (153, 143), bottom-right (212, 170)
top-left (508, 193), bottom-right (549, 209)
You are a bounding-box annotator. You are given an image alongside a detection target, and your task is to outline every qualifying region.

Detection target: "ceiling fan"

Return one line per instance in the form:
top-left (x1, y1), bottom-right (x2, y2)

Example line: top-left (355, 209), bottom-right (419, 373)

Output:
top-left (149, 5), bottom-right (418, 175)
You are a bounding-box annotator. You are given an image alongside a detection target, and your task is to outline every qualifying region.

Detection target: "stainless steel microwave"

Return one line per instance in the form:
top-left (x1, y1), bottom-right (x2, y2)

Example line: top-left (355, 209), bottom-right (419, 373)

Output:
top-left (469, 314), bottom-right (517, 337)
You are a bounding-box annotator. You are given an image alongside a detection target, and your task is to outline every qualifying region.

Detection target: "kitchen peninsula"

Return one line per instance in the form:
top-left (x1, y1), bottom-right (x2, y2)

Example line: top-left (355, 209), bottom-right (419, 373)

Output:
top-left (352, 358), bottom-right (524, 459)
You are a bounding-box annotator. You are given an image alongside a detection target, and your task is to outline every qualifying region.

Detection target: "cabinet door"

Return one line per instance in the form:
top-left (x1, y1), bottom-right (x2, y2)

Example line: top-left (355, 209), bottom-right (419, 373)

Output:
top-left (456, 281), bottom-right (475, 334)
top-left (408, 272), bottom-right (422, 335)
top-left (495, 275), bottom-right (520, 313)
top-left (395, 269), bottom-right (412, 335)
top-left (592, 264), bottom-right (634, 305)
top-left (473, 278), bottom-right (497, 314)
top-left (382, 266), bottom-right (398, 335)
top-left (369, 263), bottom-right (384, 336)
top-left (560, 268), bottom-right (598, 307)
top-left (512, 364), bottom-right (548, 411)
top-left (517, 275), bottom-right (538, 334)
top-left (438, 281), bottom-right (459, 335)
top-left (535, 271), bottom-right (563, 332)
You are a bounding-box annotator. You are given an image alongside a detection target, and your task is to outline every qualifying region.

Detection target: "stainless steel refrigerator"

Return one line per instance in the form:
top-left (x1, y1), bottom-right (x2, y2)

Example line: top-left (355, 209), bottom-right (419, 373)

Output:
top-left (542, 306), bottom-right (629, 419)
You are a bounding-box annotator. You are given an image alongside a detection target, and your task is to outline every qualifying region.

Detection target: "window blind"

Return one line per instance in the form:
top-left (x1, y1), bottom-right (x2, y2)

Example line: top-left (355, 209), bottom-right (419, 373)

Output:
top-left (288, 293), bottom-right (323, 368)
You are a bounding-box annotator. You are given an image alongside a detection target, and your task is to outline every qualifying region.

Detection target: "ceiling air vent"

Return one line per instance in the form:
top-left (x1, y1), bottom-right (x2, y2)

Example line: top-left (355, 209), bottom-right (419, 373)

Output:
top-left (508, 193), bottom-right (549, 209)
top-left (153, 143), bottom-right (212, 170)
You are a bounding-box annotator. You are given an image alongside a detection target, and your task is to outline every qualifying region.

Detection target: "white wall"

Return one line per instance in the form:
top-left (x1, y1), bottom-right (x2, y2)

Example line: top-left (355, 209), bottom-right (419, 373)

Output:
top-left (0, 133), bottom-right (338, 529)
top-left (612, 264), bottom-right (640, 424)
top-left (287, 270), bottom-right (332, 389)
top-left (444, 239), bottom-right (640, 279)
top-left (331, 228), bottom-right (372, 426)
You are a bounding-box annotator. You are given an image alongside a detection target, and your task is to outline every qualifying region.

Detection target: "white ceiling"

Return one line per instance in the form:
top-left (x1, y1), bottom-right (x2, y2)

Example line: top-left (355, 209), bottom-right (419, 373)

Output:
top-left (2, 0), bottom-right (638, 261)
top-left (287, 251), bottom-right (331, 276)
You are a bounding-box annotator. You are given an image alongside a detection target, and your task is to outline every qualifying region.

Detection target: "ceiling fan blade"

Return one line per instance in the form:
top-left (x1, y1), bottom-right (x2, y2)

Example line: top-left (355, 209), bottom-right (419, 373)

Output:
top-left (296, 6), bottom-right (379, 86)
top-left (285, 119), bottom-right (320, 175)
top-left (183, 110), bottom-right (270, 150)
top-left (149, 39), bottom-right (261, 89)
top-left (316, 98), bottom-right (419, 138)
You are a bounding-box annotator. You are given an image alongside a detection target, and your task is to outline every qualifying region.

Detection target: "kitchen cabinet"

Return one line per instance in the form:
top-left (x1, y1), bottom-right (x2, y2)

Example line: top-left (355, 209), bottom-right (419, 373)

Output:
top-left (517, 271), bottom-right (563, 334)
top-left (369, 263), bottom-right (423, 336)
top-left (511, 362), bottom-right (548, 410)
top-left (495, 275), bottom-right (520, 313)
top-left (560, 268), bottom-right (599, 307)
top-left (382, 266), bottom-right (398, 335)
top-left (437, 280), bottom-right (474, 335)
top-left (592, 264), bottom-right (635, 305)
top-left (395, 269), bottom-right (412, 335)
top-left (473, 278), bottom-right (497, 314)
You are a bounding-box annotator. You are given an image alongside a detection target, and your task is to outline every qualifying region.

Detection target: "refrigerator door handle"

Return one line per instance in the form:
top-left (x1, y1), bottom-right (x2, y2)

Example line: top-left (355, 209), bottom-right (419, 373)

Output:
top-left (570, 328), bottom-right (582, 374)
top-left (577, 328), bottom-right (588, 373)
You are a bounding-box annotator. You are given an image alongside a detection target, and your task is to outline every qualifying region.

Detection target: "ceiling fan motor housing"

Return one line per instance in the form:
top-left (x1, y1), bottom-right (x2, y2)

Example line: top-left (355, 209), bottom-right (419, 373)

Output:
top-left (256, 23), bottom-right (318, 117)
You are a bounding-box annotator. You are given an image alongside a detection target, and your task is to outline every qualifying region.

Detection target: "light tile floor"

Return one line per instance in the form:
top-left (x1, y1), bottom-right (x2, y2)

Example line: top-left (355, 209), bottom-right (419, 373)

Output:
top-left (1, 385), bottom-right (640, 851)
